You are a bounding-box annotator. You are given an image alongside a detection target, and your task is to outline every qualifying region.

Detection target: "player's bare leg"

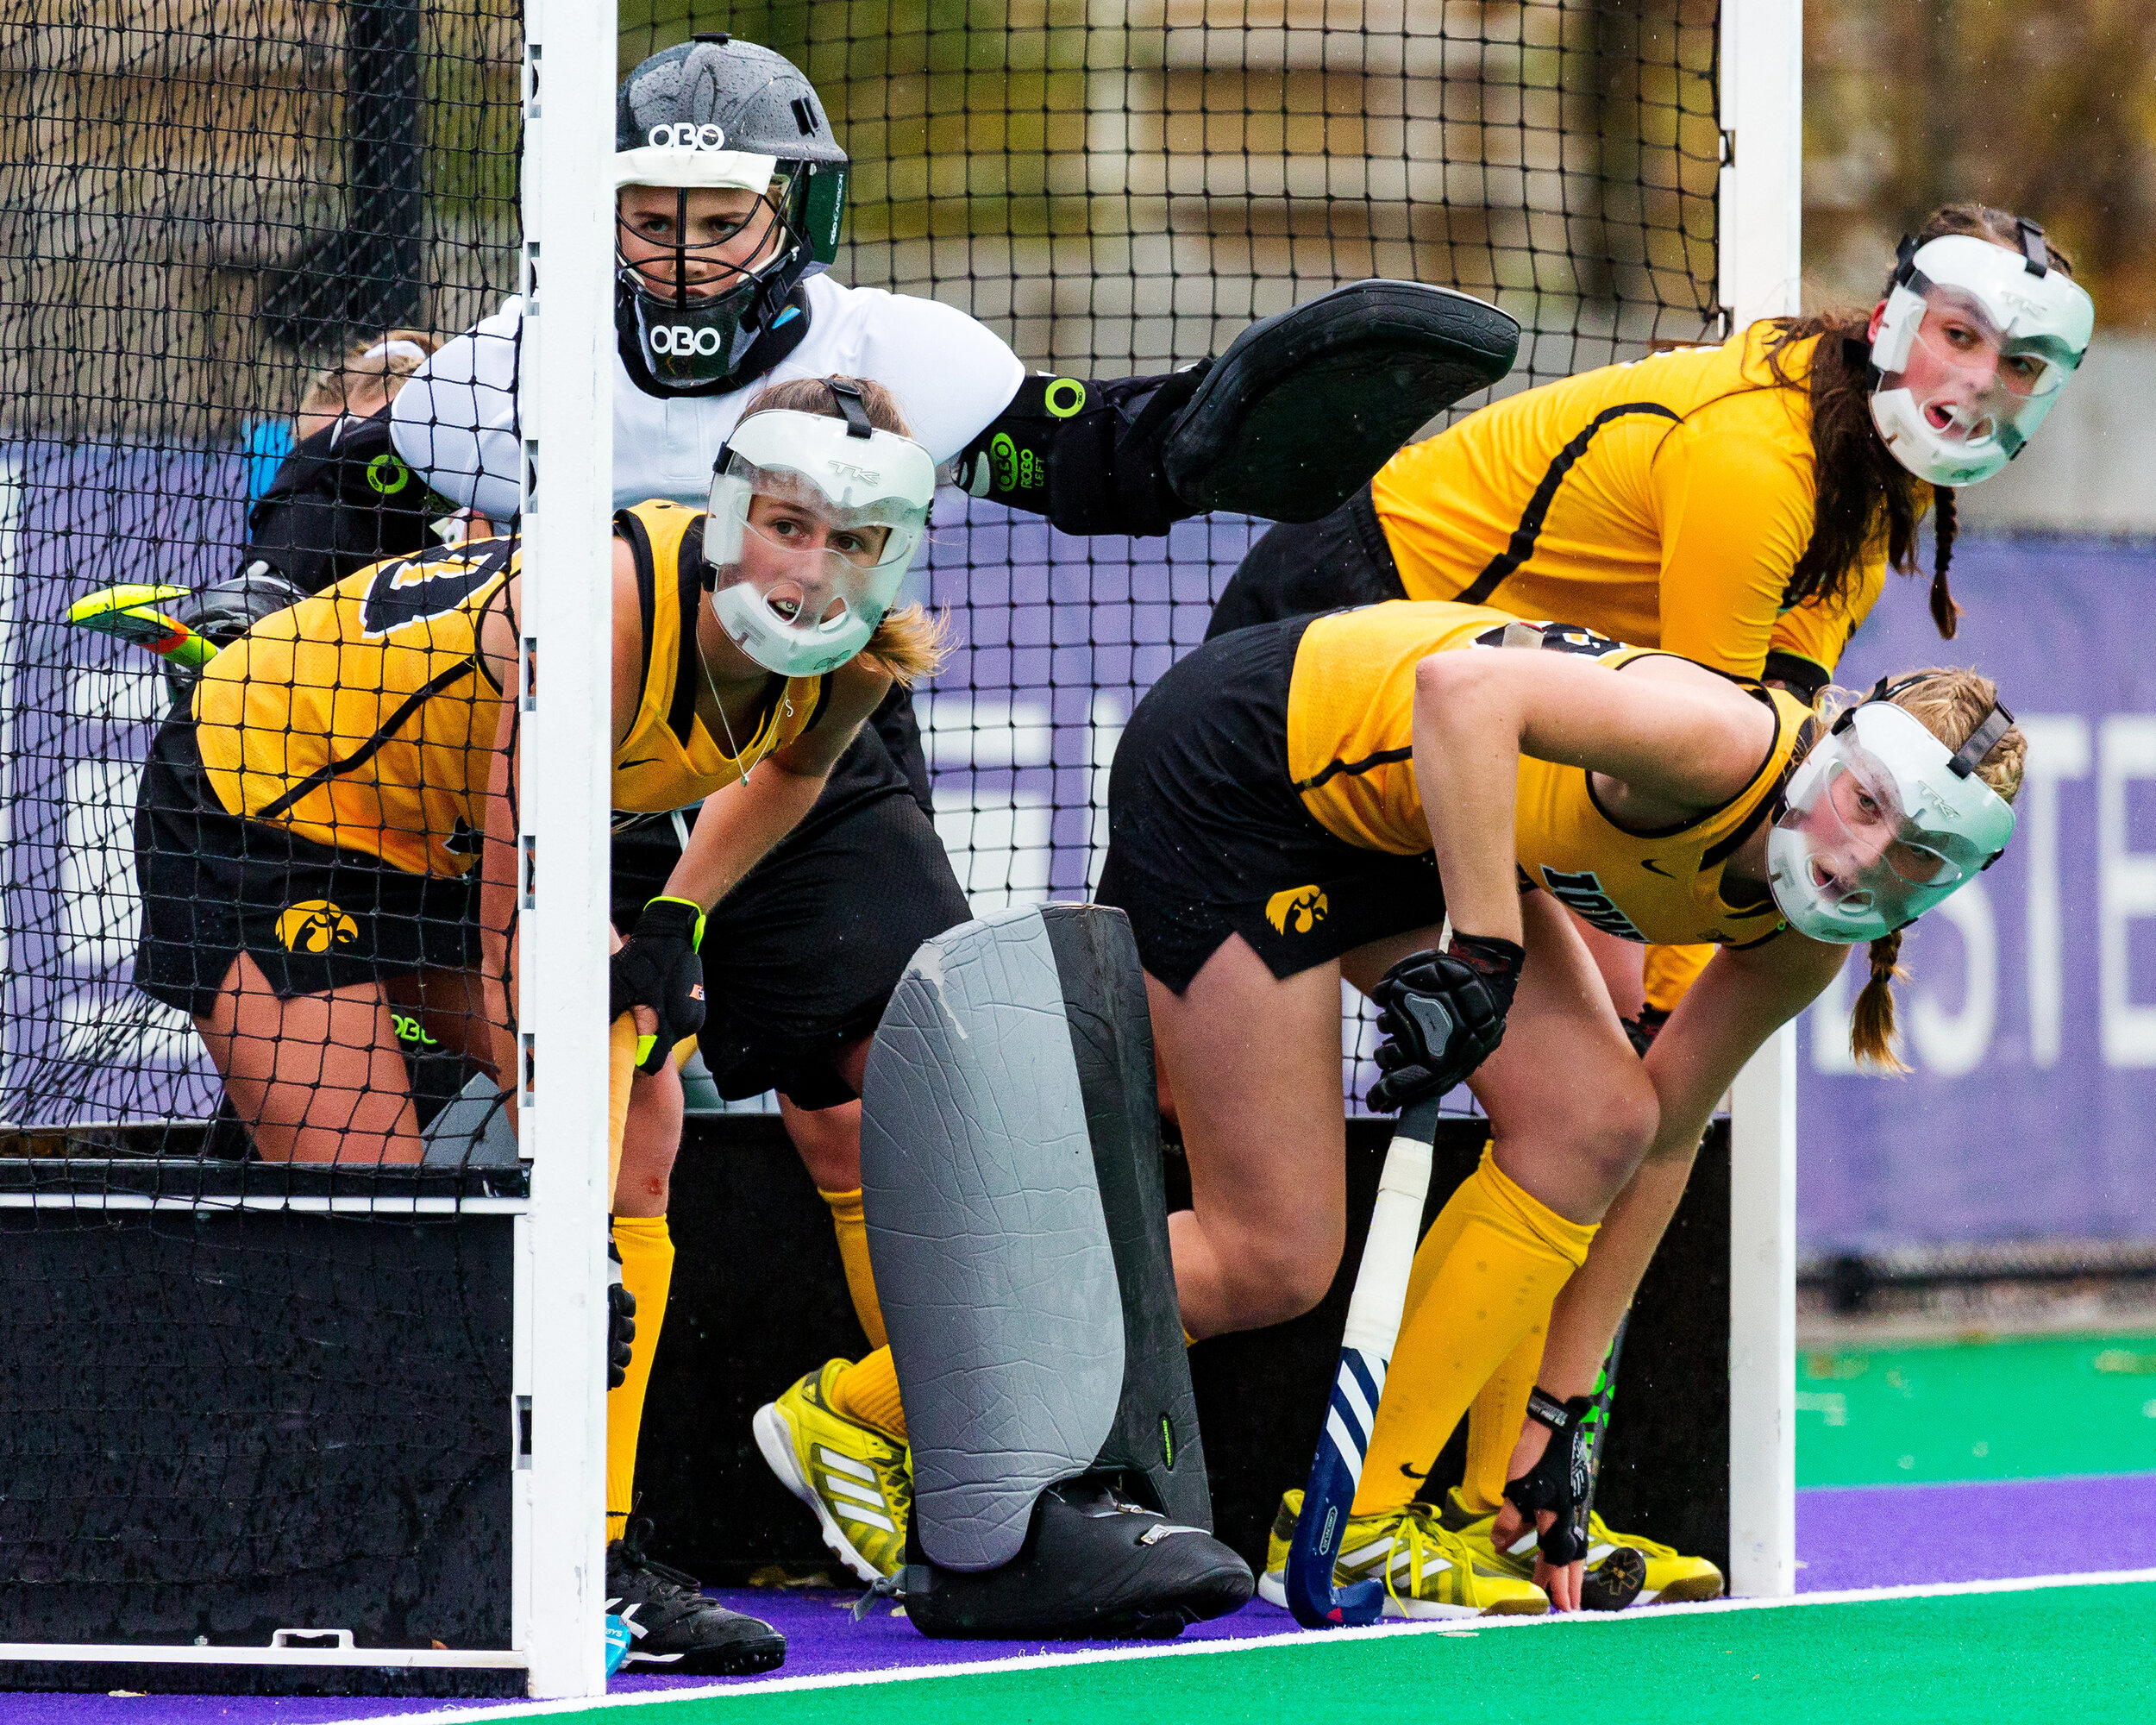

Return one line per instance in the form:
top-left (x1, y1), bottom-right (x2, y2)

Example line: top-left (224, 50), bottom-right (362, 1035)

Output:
top-left (1147, 931), bottom-right (1377, 1339)
top-left (195, 953), bottom-right (421, 1164)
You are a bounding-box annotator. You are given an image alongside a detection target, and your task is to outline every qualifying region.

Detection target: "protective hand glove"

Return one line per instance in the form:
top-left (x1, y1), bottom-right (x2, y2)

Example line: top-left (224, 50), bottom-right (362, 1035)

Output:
top-left (608, 896), bottom-right (706, 1076)
top-left (606, 1242), bottom-right (636, 1391)
top-left (1366, 932), bottom-right (1524, 1113)
top-left (1504, 1387), bottom-right (1596, 1566)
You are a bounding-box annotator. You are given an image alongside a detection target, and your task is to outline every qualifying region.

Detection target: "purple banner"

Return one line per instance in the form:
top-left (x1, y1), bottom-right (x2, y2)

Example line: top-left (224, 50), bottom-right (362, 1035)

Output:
top-left (1799, 535), bottom-right (2156, 1250)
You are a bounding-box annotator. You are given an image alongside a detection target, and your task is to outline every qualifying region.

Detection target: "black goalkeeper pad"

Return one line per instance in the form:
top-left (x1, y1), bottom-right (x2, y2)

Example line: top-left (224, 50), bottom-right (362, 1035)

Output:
top-left (863, 903), bottom-right (1249, 1635)
top-left (1163, 279), bottom-right (1521, 524)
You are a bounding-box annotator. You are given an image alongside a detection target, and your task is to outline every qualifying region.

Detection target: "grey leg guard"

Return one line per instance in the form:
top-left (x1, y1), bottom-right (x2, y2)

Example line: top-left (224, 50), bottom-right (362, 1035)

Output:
top-left (419, 1075), bottom-right (519, 1169)
top-left (862, 904), bottom-right (1253, 1638)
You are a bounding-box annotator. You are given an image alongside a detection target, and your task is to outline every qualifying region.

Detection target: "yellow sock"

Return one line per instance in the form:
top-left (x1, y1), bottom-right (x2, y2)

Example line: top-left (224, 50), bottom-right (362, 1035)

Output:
top-left (606, 1016), bottom-right (636, 1208)
top-left (1463, 1323), bottom-right (1546, 1513)
top-left (606, 1214), bottom-right (674, 1540)
top-left (827, 1346), bottom-right (907, 1444)
top-left (818, 1186), bottom-right (887, 1351)
top-left (1352, 1153), bottom-right (1595, 1516)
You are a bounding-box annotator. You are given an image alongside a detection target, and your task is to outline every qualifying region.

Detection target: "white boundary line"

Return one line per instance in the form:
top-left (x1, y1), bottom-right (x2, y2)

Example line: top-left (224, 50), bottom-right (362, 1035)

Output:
top-left (342, 1568), bottom-right (2156, 1722)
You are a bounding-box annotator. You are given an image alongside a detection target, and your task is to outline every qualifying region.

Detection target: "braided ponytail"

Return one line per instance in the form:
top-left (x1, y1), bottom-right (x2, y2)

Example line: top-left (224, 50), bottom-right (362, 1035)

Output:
top-left (1850, 929), bottom-right (1908, 1072)
top-left (1929, 486), bottom-right (1961, 639)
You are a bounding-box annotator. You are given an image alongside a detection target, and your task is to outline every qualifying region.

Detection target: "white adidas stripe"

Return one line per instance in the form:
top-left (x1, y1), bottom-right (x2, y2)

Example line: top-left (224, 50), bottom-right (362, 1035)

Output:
top-left (1335, 1368), bottom-right (1376, 1437)
top-left (816, 1447), bottom-right (878, 1483)
top-left (1324, 1408), bottom-right (1364, 1472)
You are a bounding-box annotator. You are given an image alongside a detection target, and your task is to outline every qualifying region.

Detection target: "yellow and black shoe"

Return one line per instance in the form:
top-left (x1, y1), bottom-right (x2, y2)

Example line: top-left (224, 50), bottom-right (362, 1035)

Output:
top-left (752, 1360), bottom-right (912, 1583)
top-left (1437, 1487), bottom-right (1706, 1608)
top-left (1586, 1511), bottom-right (1724, 1604)
top-left (1257, 1489), bottom-right (1548, 1620)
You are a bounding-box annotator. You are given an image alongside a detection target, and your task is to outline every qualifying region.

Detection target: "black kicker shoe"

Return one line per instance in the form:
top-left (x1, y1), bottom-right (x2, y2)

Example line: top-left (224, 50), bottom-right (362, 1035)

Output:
top-left (607, 1518), bottom-right (785, 1676)
top-left (901, 1476), bottom-right (1254, 1640)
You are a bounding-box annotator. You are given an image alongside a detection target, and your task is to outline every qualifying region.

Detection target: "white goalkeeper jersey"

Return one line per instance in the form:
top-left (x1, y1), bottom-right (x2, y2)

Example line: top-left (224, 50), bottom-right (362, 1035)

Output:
top-left (390, 273), bottom-right (1025, 522)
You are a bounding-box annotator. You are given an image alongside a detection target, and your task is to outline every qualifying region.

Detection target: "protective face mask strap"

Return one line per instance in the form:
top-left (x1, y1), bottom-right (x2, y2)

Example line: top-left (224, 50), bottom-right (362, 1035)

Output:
top-left (1950, 701), bottom-right (2015, 779)
top-left (828, 380), bottom-right (874, 439)
top-left (2015, 216), bottom-right (2050, 277)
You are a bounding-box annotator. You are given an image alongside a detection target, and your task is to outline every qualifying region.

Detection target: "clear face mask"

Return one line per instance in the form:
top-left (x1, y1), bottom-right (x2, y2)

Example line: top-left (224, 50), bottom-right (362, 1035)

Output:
top-left (1866, 230), bottom-right (2094, 488)
top-left (1882, 285), bottom-right (2078, 456)
top-left (1765, 694), bottom-right (2016, 944)
top-left (702, 406), bottom-right (937, 678)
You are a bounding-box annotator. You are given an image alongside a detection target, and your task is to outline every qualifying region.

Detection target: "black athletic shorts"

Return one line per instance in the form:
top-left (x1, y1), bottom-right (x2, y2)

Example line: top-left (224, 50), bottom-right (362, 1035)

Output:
top-left (1094, 614), bottom-right (1446, 994)
top-left (133, 718), bottom-right (479, 1017)
top-left (610, 686), bottom-right (970, 1109)
top-left (1206, 486), bottom-right (1407, 641)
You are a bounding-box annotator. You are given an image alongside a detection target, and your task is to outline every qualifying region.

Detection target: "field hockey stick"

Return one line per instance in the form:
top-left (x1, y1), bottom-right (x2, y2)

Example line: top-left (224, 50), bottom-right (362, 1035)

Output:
top-left (1283, 1090), bottom-right (1441, 1628)
top-left (1284, 919), bottom-right (1454, 1628)
top-left (64, 583), bottom-right (218, 670)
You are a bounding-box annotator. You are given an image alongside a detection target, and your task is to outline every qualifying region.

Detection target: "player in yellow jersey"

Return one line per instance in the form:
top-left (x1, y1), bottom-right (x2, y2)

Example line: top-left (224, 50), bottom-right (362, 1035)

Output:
top-left (130, 376), bottom-right (941, 1673)
top-left (1199, 201), bottom-right (2090, 1598)
top-left (1092, 599), bottom-right (2024, 1615)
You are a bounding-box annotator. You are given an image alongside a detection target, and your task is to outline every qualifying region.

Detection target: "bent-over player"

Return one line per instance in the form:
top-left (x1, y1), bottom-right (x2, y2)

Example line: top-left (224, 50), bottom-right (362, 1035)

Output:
top-left (130, 378), bottom-right (937, 1672)
top-left (1090, 599), bottom-right (2021, 1615)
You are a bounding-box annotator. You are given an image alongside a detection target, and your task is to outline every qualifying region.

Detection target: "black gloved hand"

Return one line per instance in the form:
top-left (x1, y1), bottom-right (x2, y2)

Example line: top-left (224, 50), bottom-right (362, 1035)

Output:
top-left (606, 1241), bottom-right (636, 1390)
top-left (1504, 1387), bottom-right (1596, 1566)
top-left (1366, 932), bottom-right (1525, 1113)
top-left (608, 895), bottom-right (706, 1076)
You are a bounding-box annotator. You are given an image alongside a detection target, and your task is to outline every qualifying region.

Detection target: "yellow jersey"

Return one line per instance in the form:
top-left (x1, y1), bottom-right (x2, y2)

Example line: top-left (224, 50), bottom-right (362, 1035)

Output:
top-left (196, 499), bottom-right (826, 875)
top-left (608, 499), bottom-right (829, 816)
top-left (1371, 327), bottom-right (1889, 686)
top-left (1284, 602), bottom-right (1808, 949)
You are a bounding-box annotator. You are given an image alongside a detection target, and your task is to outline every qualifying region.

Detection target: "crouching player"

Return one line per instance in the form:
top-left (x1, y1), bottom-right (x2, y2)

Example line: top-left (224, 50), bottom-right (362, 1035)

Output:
top-left (128, 377), bottom-right (941, 1671)
top-left (1093, 600), bottom-right (2021, 1615)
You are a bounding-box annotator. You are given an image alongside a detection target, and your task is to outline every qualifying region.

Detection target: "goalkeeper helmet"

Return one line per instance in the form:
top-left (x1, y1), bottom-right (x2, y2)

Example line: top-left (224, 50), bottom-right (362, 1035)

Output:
top-left (1867, 223), bottom-right (2093, 488)
top-left (614, 36), bottom-right (849, 392)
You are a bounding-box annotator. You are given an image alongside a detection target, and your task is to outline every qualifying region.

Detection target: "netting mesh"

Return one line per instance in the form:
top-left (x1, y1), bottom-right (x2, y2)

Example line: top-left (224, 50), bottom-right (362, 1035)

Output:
top-left (0, 1), bottom-right (1718, 1139)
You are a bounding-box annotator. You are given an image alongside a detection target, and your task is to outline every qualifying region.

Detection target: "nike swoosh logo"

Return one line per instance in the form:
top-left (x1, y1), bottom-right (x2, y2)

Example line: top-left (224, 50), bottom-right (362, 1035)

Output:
top-left (617, 757), bottom-right (660, 769)
top-left (1641, 859), bottom-right (1675, 877)
top-left (1398, 1461), bottom-right (1430, 1480)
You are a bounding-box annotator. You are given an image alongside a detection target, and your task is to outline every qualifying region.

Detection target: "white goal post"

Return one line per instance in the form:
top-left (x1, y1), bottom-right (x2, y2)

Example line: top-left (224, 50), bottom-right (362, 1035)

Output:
top-left (517, 0), bottom-right (619, 1700)
top-left (1718, 0), bottom-right (1804, 1603)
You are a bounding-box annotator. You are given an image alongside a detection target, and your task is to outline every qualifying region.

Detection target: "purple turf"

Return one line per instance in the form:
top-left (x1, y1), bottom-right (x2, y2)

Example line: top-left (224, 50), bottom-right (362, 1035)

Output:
top-left (1794, 1470), bottom-right (2156, 1593)
top-left (13, 1476), bottom-right (2153, 1725)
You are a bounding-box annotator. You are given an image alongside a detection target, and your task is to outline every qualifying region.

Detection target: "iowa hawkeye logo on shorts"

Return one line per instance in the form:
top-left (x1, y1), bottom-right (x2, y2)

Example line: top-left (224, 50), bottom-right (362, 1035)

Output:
top-left (1266, 884), bottom-right (1330, 936)
top-left (1537, 869), bottom-right (1644, 941)
top-left (277, 900), bottom-right (359, 954)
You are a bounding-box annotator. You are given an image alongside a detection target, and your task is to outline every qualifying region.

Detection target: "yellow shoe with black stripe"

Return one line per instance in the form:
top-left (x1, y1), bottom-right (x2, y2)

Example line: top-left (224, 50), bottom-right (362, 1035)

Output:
top-left (1586, 1511), bottom-right (1724, 1604)
top-left (1437, 1487), bottom-right (1720, 1606)
top-left (1257, 1490), bottom-right (1548, 1620)
top-left (752, 1360), bottom-right (912, 1583)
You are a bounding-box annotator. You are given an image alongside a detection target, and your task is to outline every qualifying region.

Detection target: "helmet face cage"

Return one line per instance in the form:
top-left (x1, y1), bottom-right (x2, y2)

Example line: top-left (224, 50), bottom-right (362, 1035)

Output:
top-left (1766, 695), bottom-right (2015, 944)
top-left (616, 169), bottom-right (825, 390)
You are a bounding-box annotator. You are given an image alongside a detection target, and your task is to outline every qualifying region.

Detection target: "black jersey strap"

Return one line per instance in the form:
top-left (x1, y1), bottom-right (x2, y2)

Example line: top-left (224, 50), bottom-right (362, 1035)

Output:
top-left (1457, 402), bottom-right (1681, 605)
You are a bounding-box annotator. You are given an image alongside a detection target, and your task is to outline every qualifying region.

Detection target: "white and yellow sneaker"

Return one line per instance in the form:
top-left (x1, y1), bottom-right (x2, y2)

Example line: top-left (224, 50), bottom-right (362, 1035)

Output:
top-left (1437, 1486), bottom-right (1716, 1606)
top-left (752, 1360), bottom-right (912, 1582)
top-left (1257, 1489), bottom-right (1549, 1620)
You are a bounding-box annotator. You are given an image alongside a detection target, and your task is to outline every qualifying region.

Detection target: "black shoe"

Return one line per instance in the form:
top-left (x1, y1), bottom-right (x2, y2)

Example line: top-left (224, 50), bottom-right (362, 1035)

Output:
top-left (901, 1477), bottom-right (1254, 1640)
top-left (606, 1518), bottom-right (785, 1676)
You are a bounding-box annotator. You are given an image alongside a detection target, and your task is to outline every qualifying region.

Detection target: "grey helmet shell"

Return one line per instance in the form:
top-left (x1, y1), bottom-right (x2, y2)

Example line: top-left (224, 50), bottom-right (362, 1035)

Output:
top-left (616, 35), bottom-right (848, 172)
top-left (613, 36), bottom-right (849, 392)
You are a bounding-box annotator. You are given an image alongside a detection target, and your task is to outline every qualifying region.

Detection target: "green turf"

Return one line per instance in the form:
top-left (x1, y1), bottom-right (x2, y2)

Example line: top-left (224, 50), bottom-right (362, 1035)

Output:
top-left (551, 1583), bottom-right (2156, 1725)
top-left (1795, 1331), bottom-right (2156, 1487)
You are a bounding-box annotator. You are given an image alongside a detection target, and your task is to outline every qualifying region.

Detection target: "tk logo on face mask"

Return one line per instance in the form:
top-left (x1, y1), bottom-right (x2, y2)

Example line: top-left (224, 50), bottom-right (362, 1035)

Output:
top-left (647, 122), bottom-right (728, 152)
top-left (649, 324), bottom-right (728, 357)
top-left (276, 900), bottom-right (359, 955)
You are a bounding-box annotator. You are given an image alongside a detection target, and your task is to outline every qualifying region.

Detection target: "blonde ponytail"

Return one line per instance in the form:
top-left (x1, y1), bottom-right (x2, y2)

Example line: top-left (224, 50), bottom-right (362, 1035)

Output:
top-left (1850, 929), bottom-right (1908, 1073)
